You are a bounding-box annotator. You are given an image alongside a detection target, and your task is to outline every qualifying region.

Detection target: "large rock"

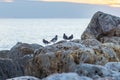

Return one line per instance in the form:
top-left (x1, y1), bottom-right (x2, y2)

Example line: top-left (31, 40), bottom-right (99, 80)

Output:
top-left (34, 41), bottom-right (85, 57)
top-left (104, 62), bottom-right (120, 73)
top-left (25, 51), bottom-right (76, 78)
top-left (9, 42), bottom-right (43, 60)
top-left (42, 73), bottom-right (92, 80)
top-left (0, 58), bottom-right (24, 79)
top-left (0, 50), bottom-right (9, 58)
top-left (81, 11), bottom-right (120, 41)
top-left (75, 63), bottom-right (120, 80)
top-left (7, 76), bottom-right (40, 80)
top-left (75, 63), bottom-right (112, 79)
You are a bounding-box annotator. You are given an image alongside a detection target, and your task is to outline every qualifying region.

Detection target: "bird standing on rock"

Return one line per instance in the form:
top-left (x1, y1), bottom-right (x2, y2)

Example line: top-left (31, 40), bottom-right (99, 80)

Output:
top-left (50, 35), bottom-right (58, 43)
top-left (63, 33), bottom-right (68, 40)
top-left (68, 34), bottom-right (73, 41)
top-left (63, 33), bottom-right (74, 41)
top-left (43, 39), bottom-right (50, 45)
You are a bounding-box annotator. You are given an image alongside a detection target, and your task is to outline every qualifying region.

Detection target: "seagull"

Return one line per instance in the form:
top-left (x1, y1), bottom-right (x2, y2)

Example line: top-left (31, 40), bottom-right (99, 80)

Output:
top-left (43, 39), bottom-right (50, 45)
top-left (50, 35), bottom-right (58, 43)
top-left (63, 33), bottom-right (69, 40)
top-left (68, 34), bottom-right (73, 41)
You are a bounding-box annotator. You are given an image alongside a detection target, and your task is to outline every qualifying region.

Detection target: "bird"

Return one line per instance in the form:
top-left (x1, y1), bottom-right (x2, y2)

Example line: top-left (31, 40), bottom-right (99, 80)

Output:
top-left (68, 34), bottom-right (73, 41)
top-left (43, 39), bottom-right (50, 45)
top-left (50, 35), bottom-right (58, 43)
top-left (63, 33), bottom-right (69, 40)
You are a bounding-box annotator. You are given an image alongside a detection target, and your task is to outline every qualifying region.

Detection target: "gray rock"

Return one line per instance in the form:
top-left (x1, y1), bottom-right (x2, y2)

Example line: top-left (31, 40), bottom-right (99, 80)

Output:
top-left (7, 76), bottom-right (40, 80)
top-left (43, 73), bottom-right (92, 80)
top-left (75, 63), bottom-right (113, 79)
top-left (105, 62), bottom-right (120, 73)
top-left (35, 41), bottom-right (85, 55)
top-left (0, 58), bottom-right (24, 79)
top-left (0, 50), bottom-right (9, 58)
top-left (81, 11), bottom-right (120, 41)
top-left (9, 42), bottom-right (43, 60)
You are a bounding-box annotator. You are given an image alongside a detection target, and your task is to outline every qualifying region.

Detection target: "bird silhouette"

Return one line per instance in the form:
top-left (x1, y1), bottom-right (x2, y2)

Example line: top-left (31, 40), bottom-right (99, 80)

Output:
top-left (43, 39), bottom-right (50, 45)
top-left (68, 34), bottom-right (73, 41)
top-left (63, 33), bottom-right (69, 40)
top-left (50, 35), bottom-right (58, 43)
top-left (63, 33), bottom-right (74, 41)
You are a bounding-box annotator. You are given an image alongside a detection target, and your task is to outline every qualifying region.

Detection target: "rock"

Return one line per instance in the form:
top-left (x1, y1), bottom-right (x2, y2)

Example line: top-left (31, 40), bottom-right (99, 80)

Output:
top-left (102, 43), bottom-right (120, 60)
top-left (94, 77), bottom-right (115, 80)
top-left (81, 39), bottom-right (102, 48)
top-left (75, 63), bottom-right (113, 79)
top-left (42, 73), bottom-right (92, 80)
top-left (0, 50), bottom-right (9, 58)
top-left (7, 76), bottom-right (40, 80)
top-left (70, 48), bottom-right (96, 64)
top-left (71, 39), bottom-right (82, 43)
top-left (25, 51), bottom-right (76, 78)
top-left (34, 41), bottom-right (85, 55)
top-left (0, 58), bottom-right (24, 79)
top-left (9, 42), bottom-right (43, 60)
top-left (104, 62), bottom-right (120, 73)
top-left (100, 37), bottom-right (120, 44)
top-left (81, 11), bottom-right (120, 41)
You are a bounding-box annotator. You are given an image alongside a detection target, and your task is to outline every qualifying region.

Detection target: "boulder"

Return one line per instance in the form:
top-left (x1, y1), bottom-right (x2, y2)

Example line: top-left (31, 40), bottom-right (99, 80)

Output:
top-left (0, 58), bottom-right (24, 79)
top-left (25, 51), bottom-right (76, 78)
top-left (94, 77), bottom-right (115, 80)
top-left (42, 73), bottom-right (92, 80)
top-left (104, 62), bottom-right (120, 73)
top-left (7, 76), bottom-right (40, 80)
top-left (102, 43), bottom-right (120, 60)
top-left (100, 37), bottom-right (120, 44)
top-left (0, 50), bottom-right (9, 58)
top-left (75, 63), bottom-right (113, 79)
top-left (81, 11), bottom-right (120, 41)
top-left (81, 39), bottom-right (102, 48)
top-left (8, 42), bottom-right (43, 60)
top-left (34, 41), bottom-right (85, 56)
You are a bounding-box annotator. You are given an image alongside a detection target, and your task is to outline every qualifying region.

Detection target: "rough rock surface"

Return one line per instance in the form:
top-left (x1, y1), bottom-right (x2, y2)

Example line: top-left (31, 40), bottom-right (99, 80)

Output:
top-left (8, 42), bottom-right (43, 60)
top-left (43, 73), bottom-right (92, 80)
top-left (0, 50), bottom-right (9, 58)
top-left (81, 11), bottom-right (120, 40)
top-left (0, 58), bottom-right (24, 79)
top-left (7, 76), bottom-right (40, 80)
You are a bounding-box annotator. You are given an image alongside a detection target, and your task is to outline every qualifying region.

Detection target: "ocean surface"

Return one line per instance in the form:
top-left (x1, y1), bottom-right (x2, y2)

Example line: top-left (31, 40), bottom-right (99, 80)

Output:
top-left (0, 19), bottom-right (90, 50)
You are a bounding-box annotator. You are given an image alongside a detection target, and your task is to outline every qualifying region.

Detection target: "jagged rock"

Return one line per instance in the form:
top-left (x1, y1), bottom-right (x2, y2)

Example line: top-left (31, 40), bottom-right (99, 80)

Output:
top-left (102, 43), bottom-right (120, 60)
top-left (104, 62), bottom-right (120, 73)
top-left (7, 76), bottom-right (40, 80)
top-left (34, 41), bottom-right (85, 56)
top-left (42, 73), bottom-right (92, 80)
top-left (94, 77), bottom-right (115, 80)
top-left (100, 37), bottom-right (120, 44)
top-left (25, 51), bottom-right (76, 78)
top-left (0, 58), bottom-right (24, 79)
top-left (81, 39), bottom-right (102, 48)
top-left (70, 48), bottom-right (96, 64)
top-left (8, 42), bottom-right (43, 60)
top-left (0, 50), bottom-right (9, 58)
top-left (75, 63), bottom-right (120, 80)
top-left (72, 39), bottom-right (82, 43)
top-left (75, 63), bottom-right (112, 79)
top-left (81, 11), bottom-right (120, 41)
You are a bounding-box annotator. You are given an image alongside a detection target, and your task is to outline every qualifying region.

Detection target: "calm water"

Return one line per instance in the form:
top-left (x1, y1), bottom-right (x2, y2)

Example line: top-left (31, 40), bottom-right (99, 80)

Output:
top-left (0, 19), bottom-right (90, 50)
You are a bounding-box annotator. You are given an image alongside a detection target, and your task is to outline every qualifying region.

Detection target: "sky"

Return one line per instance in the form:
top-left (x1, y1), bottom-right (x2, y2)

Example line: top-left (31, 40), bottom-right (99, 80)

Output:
top-left (0, 0), bottom-right (120, 18)
top-left (1, 0), bottom-right (120, 7)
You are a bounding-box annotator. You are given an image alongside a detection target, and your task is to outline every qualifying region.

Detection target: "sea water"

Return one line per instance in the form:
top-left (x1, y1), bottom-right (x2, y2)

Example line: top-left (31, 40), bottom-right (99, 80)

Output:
top-left (0, 19), bottom-right (90, 50)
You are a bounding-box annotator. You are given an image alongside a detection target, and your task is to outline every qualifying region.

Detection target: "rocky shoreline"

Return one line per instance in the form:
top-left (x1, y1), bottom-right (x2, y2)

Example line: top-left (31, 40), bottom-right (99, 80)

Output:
top-left (0, 11), bottom-right (120, 80)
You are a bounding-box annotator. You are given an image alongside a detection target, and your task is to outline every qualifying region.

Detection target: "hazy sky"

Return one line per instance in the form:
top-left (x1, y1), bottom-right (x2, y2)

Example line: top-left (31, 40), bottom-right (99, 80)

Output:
top-left (2, 0), bottom-right (120, 7)
top-left (0, 0), bottom-right (120, 18)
